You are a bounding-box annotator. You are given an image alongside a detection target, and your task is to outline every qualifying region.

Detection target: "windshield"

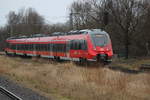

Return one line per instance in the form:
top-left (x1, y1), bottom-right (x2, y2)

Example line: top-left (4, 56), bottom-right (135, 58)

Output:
top-left (91, 34), bottom-right (109, 47)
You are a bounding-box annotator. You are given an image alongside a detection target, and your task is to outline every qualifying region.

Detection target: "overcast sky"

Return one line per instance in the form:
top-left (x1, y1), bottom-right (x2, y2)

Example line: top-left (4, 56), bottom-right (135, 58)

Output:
top-left (0, 0), bottom-right (76, 27)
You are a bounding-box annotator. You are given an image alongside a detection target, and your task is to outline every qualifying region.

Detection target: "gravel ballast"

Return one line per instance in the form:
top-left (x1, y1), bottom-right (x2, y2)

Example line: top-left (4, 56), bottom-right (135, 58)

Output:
top-left (0, 76), bottom-right (49, 100)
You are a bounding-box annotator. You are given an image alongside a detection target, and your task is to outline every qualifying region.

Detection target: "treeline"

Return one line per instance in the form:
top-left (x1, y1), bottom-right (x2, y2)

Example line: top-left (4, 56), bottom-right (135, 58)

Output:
top-left (0, 0), bottom-right (150, 58)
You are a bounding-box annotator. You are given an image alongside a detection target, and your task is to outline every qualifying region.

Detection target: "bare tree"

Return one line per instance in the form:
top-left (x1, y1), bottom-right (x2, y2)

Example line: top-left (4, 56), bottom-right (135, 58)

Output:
top-left (6, 8), bottom-right (45, 36)
top-left (70, 1), bottom-right (94, 29)
top-left (106, 0), bottom-right (148, 58)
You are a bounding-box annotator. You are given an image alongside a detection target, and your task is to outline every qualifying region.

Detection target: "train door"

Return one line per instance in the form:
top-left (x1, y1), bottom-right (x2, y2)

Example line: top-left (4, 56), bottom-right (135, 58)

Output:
top-left (52, 42), bottom-right (59, 57)
top-left (33, 44), bottom-right (36, 56)
top-left (70, 40), bottom-right (88, 58)
top-left (49, 43), bottom-right (52, 56)
top-left (66, 40), bottom-right (70, 58)
top-left (70, 40), bottom-right (80, 58)
top-left (81, 40), bottom-right (88, 58)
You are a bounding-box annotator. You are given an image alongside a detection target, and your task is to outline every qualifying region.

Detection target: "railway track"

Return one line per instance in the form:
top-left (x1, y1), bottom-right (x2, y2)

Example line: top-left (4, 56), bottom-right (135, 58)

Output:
top-left (0, 86), bottom-right (22, 100)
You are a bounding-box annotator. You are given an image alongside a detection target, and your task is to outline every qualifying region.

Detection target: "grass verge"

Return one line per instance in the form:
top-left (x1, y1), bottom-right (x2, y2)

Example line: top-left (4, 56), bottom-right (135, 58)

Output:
top-left (0, 55), bottom-right (150, 100)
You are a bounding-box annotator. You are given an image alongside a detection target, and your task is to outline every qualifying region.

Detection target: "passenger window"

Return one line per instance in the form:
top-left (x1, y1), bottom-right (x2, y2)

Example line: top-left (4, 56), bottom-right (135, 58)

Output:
top-left (83, 40), bottom-right (87, 50)
top-left (78, 40), bottom-right (82, 50)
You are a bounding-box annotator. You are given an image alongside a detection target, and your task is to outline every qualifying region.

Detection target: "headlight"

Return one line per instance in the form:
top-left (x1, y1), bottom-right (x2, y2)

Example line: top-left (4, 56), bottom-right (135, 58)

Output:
top-left (106, 48), bottom-right (110, 51)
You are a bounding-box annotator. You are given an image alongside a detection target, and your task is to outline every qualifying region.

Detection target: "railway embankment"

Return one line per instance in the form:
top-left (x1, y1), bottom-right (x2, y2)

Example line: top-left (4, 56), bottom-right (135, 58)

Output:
top-left (0, 76), bottom-right (49, 100)
top-left (0, 55), bottom-right (150, 100)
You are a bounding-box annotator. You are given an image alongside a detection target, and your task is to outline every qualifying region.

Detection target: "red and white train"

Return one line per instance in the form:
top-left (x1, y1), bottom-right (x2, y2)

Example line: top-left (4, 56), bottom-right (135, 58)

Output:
top-left (4, 29), bottom-right (113, 64)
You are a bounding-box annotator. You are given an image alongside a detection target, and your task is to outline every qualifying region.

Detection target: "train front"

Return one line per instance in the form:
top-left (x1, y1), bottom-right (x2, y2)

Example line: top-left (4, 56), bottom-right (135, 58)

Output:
top-left (88, 29), bottom-right (113, 63)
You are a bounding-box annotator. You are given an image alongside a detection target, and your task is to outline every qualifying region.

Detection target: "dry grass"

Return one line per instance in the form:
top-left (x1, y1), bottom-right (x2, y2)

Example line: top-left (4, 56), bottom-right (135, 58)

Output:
top-left (0, 55), bottom-right (150, 100)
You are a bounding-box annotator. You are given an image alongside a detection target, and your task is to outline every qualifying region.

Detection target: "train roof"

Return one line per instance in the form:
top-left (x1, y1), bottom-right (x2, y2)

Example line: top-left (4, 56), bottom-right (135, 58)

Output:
top-left (79, 29), bottom-right (107, 34)
top-left (7, 29), bottom-right (108, 40)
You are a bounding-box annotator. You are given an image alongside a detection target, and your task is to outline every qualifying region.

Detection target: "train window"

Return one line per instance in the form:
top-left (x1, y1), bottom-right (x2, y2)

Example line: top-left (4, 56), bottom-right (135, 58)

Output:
top-left (22, 44), bottom-right (23, 50)
top-left (52, 44), bottom-right (54, 52)
top-left (26, 44), bottom-right (28, 50)
top-left (54, 44), bottom-right (57, 52)
top-left (48, 43), bottom-right (51, 51)
top-left (81, 40), bottom-right (87, 50)
top-left (70, 40), bottom-right (73, 49)
top-left (60, 44), bottom-right (61, 52)
top-left (24, 44), bottom-right (26, 50)
top-left (60, 44), bottom-right (63, 52)
top-left (52, 43), bottom-right (55, 52)
top-left (15, 44), bottom-right (16, 50)
top-left (91, 34), bottom-right (109, 47)
top-left (51, 43), bottom-right (53, 51)
top-left (21, 44), bottom-right (23, 50)
top-left (61, 44), bottom-right (63, 52)
top-left (14, 44), bottom-right (17, 50)
top-left (36, 44), bottom-right (41, 51)
top-left (49, 43), bottom-right (66, 52)
top-left (39, 44), bottom-right (42, 51)
top-left (49, 44), bottom-right (50, 51)
top-left (42, 44), bottom-right (44, 51)
top-left (20, 44), bottom-right (22, 50)
top-left (35, 44), bottom-right (37, 51)
top-left (16, 44), bottom-right (19, 50)
top-left (36, 44), bottom-right (38, 51)
top-left (28, 44), bottom-right (30, 50)
top-left (70, 40), bottom-right (82, 50)
top-left (71, 40), bottom-right (74, 50)
top-left (43, 44), bottom-right (45, 51)
top-left (28, 44), bottom-right (30, 51)
top-left (28, 44), bottom-right (31, 51)
top-left (40, 44), bottom-right (42, 51)
top-left (70, 40), bottom-right (76, 50)
top-left (43, 44), bottom-right (46, 51)
top-left (66, 42), bottom-right (69, 52)
top-left (74, 41), bottom-right (78, 50)
top-left (30, 44), bottom-right (31, 50)
top-left (30, 44), bottom-right (32, 51)
top-left (26, 44), bottom-right (27, 50)
top-left (37, 44), bottom-right (40, 51)
top-left (45, 44), bottom-right (47, 51)
top-left (31, 44), bottom-right (33, 51)
top-left (63, 44), bottom-right (66, 52)
top-left (19, 44), bottom-right (21, 50)
top-left (49, 44), bottom-right (51, 51)
top-left (45, 44), bottom-right (48, 51)
top-left (33, 44), bottom-right (35, 51)
top-left (29, 44), bottom-right (31, 51)
top-left (62, 44), bottom-right (65, 52)
top-left (78, 40), bottom-right (82, 50)
top-left (57, 44), bottom-right (59, 52)
top-left (46, 44), bottom-right (48, 51)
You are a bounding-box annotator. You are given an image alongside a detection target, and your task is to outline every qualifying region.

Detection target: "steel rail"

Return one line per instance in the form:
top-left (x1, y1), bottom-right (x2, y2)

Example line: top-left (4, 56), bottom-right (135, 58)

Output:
top-left (0, 86), bottom-right (22, 100)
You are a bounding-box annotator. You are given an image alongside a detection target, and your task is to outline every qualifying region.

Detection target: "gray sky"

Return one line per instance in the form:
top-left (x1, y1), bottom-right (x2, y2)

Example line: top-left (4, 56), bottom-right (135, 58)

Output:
top-left (0, 0), bottom-right (75, 26)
